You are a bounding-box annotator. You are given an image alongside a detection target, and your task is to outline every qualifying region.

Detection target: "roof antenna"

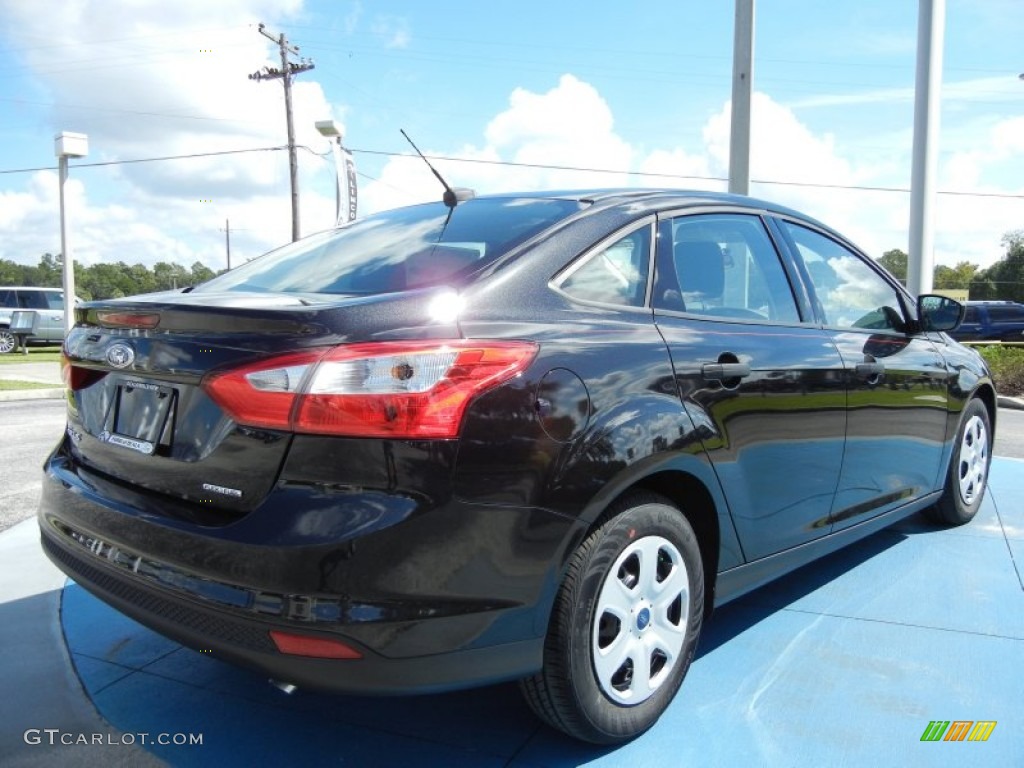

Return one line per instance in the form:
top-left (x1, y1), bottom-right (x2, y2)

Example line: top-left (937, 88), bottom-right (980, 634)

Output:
top-left (400, 129), bottom-right (473, 208)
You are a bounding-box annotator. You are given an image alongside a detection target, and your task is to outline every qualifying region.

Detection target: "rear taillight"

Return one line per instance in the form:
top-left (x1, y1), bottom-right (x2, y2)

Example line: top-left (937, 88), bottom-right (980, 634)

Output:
top-left (202, 341), bottom-right (537, 438)
top-left (62, 356), bottom-right (108, 391)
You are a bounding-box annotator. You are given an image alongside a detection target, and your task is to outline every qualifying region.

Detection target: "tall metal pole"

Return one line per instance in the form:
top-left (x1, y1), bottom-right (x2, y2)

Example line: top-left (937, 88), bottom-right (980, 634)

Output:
top-left (224, 218), bottom-right (232, 271)
top-left (907, 0), bottom-right (945, 297)
top-left (58, 155), bottom-right (75, 334)
top-left (55, 131), bottom-right (87, 334)
top-left (729, 0), bottom-right (755, 196)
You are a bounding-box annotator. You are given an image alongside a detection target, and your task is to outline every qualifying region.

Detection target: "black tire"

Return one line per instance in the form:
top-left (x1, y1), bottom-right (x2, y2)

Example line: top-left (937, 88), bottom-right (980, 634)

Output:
top-left (520, 492), bottom-right (704, 744)
top-left (0, 328), bottom-right (15, 355)
top-left (925, 398), bottom-right (992, 526)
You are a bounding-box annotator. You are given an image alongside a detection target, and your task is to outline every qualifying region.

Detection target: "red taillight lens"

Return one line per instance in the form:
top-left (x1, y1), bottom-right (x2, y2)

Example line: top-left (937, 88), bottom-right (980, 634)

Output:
top-left (62, 357), bottom-right (108, 391)
top-left (203, 341), bottom-right (537, 438)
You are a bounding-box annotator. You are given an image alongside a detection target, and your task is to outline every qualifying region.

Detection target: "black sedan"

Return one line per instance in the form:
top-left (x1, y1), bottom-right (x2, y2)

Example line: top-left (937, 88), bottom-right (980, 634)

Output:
top-left (39, 189), bottom-right (995, 744)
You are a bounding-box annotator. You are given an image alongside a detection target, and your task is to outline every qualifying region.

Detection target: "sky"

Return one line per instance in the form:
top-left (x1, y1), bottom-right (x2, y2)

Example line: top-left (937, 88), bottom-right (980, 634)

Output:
top-left (0, 0), bottom-right (1022, 277)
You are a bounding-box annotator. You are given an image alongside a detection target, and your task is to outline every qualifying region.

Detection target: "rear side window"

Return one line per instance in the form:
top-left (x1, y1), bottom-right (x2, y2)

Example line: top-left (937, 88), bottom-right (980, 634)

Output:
top-left (0, 290), bottom-right (13, 308)
top-left (195, 197), bottom-right (583, 296)
top-left (988, 306), bottom-right (1024, 323)
top-left (554, 223), bottom-right (652, 307)
top-left (17, 290), bottom-right (47, 309)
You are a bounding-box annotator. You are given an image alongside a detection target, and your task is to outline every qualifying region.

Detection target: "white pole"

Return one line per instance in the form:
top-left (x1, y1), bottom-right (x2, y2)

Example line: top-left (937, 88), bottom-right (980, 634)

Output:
top-left (907, 0), bottom-right (945, 297)
top-left (58, 155), bottom-right (76, 334)
top-left (729, 0), bottom-right (755, 196)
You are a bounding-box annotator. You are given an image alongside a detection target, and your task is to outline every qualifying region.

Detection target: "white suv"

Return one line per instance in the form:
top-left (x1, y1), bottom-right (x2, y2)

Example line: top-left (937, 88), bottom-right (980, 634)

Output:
top-left (0, 287), bottom-right (71, 353)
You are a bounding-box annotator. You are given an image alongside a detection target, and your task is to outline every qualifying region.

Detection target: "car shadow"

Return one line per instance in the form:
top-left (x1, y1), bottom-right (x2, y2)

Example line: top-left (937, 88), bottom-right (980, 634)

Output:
top-left (57, 515), bottom-right (930, 767)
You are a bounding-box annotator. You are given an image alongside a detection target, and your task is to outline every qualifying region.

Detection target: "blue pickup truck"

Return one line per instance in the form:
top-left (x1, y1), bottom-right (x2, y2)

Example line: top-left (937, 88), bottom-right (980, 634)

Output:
top-left (949, 300), bottom-right (1024, 342)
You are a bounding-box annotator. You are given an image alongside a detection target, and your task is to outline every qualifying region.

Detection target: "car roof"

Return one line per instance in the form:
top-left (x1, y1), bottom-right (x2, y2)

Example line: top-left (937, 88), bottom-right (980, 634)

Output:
top-left (470, 187), bottom-right (843, 242)
top-left (490, 187), bottom-right (804, 214)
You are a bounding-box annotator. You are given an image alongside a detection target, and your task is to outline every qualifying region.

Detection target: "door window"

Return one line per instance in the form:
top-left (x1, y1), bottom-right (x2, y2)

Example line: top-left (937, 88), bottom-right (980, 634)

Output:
top-left (782, 222), bottom-right (906, 332)
top-left (655, 213), bottom-right (800, 323)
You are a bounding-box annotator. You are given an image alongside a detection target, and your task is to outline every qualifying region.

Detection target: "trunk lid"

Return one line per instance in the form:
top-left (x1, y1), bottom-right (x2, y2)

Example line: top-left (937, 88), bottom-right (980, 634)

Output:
top-left (62, 290), bottom-right (460, 517)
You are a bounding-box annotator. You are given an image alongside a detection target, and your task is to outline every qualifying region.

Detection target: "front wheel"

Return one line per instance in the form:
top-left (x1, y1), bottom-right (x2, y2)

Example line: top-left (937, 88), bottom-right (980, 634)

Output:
top-left (0, 328), bottom-right (16, 355)
top-left (925, 398), bottom-right (992, 526)
top-left (520, 492), bottom-right (704, 744)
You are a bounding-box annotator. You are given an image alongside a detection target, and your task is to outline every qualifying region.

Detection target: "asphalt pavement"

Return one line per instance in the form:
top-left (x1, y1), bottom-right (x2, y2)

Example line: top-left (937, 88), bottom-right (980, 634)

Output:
top-left (1, 362), bottom-right (1022, 765)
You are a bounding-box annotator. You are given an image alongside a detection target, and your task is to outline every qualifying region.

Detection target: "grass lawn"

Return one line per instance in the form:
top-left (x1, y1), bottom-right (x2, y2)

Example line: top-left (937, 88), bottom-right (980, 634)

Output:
top-left (0, 347), bottom-right (63, 364)
top-left (0, 379), bottom-right (57, 391)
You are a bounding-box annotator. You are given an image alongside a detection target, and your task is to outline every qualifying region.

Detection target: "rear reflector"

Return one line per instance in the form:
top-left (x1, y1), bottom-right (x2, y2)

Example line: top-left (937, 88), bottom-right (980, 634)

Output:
top-left (269, 630), bottom-right (363, 659)
top-left (203, 340), bottom-right (537, 438)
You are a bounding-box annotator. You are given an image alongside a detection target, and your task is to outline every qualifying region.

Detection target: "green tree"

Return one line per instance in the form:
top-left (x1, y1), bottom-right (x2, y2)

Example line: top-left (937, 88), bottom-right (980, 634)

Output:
top-left (877, 249), bottom-right (907, 283)
top-left (934, 261), bottom-right (978, 290)
top-left (970, 231), bottom-right (1024, 302)
top-left (190, 261), bottom-right (216, 285)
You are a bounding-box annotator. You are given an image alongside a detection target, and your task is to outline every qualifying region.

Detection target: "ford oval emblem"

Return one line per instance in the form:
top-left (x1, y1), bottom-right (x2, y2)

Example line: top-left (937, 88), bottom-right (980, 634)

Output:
top-left (105, 342), bottom-right (135, 369)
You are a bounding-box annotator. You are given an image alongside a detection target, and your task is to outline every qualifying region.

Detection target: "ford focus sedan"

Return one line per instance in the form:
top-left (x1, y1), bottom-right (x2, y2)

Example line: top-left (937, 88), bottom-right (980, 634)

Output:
top-left (39, 190), bottom-right (995, 743)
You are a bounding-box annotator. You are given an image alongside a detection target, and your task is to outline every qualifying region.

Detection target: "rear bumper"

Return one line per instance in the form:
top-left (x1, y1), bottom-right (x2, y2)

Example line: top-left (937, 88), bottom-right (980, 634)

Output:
top-left (38, 448), bottom-right (577, 694)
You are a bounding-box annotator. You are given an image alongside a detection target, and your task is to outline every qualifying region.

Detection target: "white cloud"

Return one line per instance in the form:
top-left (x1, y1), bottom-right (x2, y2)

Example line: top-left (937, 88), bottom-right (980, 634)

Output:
top-left (0, 0), bottom-right (339, 267)
top-left (2, 0), bottom-right (1019, 283)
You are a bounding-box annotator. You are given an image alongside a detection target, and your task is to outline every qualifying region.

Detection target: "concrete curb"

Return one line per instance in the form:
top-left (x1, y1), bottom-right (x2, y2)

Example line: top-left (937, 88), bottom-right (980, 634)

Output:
top-left (997, 395), bottom-right (1024, 411)
top-left (0, 388), bottom-right (65, 402)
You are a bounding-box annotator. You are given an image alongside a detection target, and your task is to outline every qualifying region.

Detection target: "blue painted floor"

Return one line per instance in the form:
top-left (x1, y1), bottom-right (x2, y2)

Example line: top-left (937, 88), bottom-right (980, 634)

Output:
top-left (61, 459), bottom-right (1024, 767)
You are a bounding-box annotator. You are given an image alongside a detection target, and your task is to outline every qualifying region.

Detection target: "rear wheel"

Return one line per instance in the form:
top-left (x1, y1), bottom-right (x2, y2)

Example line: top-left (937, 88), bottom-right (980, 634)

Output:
top-left (0, 328), bottom-right (16, 355)
top-left (520, 492), bottom-right (704, 744)
top-left (926, 398), bottom-right (992, 525)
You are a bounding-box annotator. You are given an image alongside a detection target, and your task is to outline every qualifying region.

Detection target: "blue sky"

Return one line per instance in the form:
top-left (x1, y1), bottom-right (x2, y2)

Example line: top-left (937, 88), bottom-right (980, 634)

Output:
top-left (1, 0), bottom-right (1022, 274)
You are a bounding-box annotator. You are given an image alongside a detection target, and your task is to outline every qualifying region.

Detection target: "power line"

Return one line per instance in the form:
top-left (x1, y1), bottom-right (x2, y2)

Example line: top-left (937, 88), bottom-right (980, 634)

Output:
top-left (1, 144), bottom-right (1022, 202)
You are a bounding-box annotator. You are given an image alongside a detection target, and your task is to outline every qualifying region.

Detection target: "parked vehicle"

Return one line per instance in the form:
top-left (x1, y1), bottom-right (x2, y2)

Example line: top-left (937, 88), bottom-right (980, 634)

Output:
top-left (0, 286), bottom-right (71, 353)
top-left (947, 300), bottom-right (1024, 342)
top-left (38, 190), bottom-right (995, 744)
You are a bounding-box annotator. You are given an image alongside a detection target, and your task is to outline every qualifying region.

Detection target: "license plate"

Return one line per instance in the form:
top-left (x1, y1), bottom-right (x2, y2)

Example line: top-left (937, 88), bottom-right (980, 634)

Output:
top-left (109, 380), bottom-right (176, 453)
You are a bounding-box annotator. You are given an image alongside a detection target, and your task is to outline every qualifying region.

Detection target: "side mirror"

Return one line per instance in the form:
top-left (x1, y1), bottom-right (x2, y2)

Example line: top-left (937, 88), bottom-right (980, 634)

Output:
top-left (918, 294), bottom-right (964, 332)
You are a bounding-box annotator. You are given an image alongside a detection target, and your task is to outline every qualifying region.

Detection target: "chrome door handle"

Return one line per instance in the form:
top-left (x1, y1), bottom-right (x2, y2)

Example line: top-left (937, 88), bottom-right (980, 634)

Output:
top-left (855, 362), bottom-right (885, 378)
top-left (701, 362), bottom-right (751, 380)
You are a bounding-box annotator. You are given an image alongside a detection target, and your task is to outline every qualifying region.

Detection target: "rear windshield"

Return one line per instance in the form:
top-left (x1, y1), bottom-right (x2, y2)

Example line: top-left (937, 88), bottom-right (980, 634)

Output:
top-left (195, 197), bottom-right (584, 296)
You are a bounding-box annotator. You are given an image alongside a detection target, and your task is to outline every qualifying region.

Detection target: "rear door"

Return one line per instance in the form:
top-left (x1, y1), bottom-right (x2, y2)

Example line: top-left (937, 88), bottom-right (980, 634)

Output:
top-left (775, 219), bottom-right (950, 529)
top-left (653, 210), bottom-right (847, 561)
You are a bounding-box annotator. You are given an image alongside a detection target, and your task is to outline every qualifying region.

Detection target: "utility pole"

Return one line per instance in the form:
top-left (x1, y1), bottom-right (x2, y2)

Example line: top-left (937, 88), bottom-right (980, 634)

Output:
top-left (249, 23), bottom-right (314, 242)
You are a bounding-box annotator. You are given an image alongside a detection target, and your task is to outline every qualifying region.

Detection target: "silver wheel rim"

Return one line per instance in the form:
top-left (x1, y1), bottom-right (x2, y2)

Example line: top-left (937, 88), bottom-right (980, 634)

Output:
top-left (957, 414), bottom-right (988, 506)
top-left (0, 330), bottom-right (15, 354)
top-left (592, 534), bottom-right (689, 705)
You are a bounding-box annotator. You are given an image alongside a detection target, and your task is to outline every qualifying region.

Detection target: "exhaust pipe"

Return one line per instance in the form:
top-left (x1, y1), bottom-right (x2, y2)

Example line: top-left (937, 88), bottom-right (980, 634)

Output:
top-left (269, 679), bottom-right (298, 695)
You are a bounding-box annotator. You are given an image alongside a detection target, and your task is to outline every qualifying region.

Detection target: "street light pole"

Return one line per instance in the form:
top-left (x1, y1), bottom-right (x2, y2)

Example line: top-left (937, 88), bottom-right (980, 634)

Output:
top-left (315, 120), bottom-right (358, 226)
top-left (55, 132), bottom-right (88, 334)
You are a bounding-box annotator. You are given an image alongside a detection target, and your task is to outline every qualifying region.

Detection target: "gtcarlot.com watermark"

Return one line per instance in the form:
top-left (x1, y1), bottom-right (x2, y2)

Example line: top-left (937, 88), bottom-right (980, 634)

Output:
top-left (24, 729), bottom-right (203, 747)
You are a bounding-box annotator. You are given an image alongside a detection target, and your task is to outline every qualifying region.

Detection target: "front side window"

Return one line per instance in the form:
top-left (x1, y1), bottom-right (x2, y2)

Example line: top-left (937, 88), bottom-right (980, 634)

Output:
top-left (783, 222), bottom-right (905, 332)
top-left (554, 223), bottom-right (652, 307)
top-left (654, 213), bottom-right (800, 323)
